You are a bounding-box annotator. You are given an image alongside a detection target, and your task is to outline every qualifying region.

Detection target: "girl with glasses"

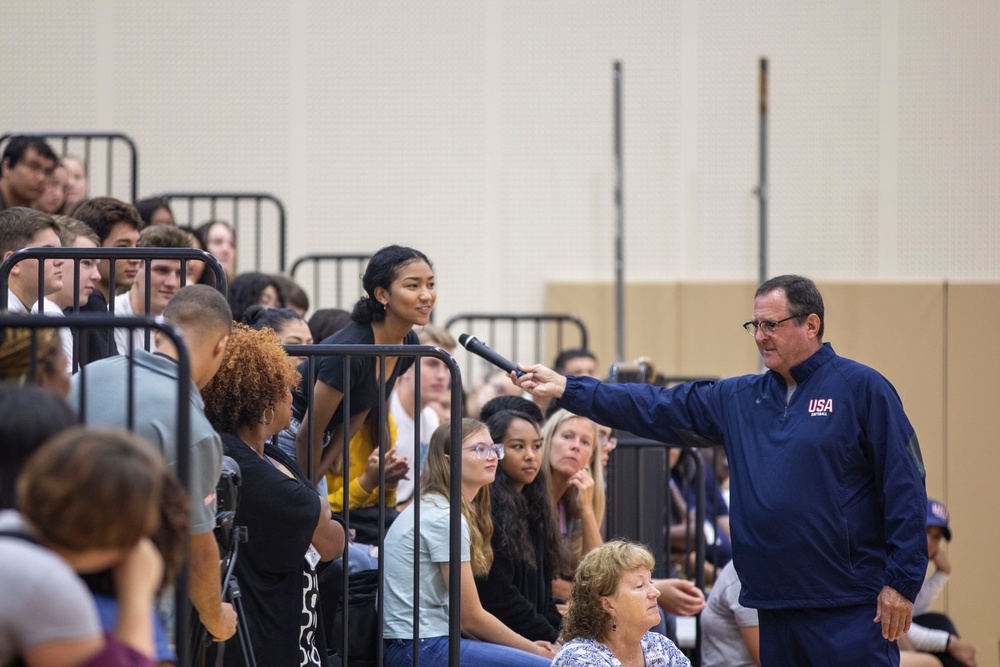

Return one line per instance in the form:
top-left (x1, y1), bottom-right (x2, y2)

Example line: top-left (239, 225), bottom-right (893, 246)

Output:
top-left (382, 419), bottom-right (556, 666)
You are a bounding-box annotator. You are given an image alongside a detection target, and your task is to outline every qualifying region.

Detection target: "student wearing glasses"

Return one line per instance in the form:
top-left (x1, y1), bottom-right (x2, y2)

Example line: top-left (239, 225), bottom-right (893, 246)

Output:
top-left (513, 275), bottom-right (927, 667)
top-left (382, 419), bottom-right (556, 666)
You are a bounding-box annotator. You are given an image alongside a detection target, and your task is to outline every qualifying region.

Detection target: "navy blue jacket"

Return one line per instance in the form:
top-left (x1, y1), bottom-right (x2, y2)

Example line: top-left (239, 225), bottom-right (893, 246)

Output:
top-left (559, 343), bottom-right (928, 609)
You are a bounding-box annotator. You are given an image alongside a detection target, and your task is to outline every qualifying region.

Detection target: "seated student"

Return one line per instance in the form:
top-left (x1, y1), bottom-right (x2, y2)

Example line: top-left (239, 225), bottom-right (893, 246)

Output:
top-left (0, 207), bottom-right (64, 314)
top-left (390, 324), bottom-right (456, 508)
top-left (382, 419), bottom-right (556, 666)
top-left (272, 273), bottom-right (309, 317)
top-left (134, 197), bottom-right (175, 227)
top-left (477, 408), bottom-right (567, 643)
top-left (699, 560), bottom-right (760, 667)
top-left (0, 326), bottom-right (71, 400)
top-left (34, 216), bottom-right (103, 372)
top-left (0, 427), bottom-right (168, 667)
top-left (72, 197), bottom-right (144, 363)
top-left (194, 220), bottom-right (236, 284)
top-left (898, 499), bottom-right (978, 667)
top-left (227, 271), bottom-right (283, 323)
top-left (0, 383), bottom-right (76, 510)
top-left (114, 225), bottom-right (191, 354)
top-left (537, 349), bottom-right (600, 417)
top-left (307, 307), bottom-right (352, 343)
top-left (201, 323), bottom-right (345, 666)
top-left (32, 161), bottom-right (69, 214)
top-left (243, 304), bottom-right (313, 368)
top-left (0, 136), bottom-right (57, 209)
top-left (60, 155), bottom-right (89, 215)
top-left (467, 369), bottom-right (525, 420)
top-left (671, 447), bottom-right (732, 581)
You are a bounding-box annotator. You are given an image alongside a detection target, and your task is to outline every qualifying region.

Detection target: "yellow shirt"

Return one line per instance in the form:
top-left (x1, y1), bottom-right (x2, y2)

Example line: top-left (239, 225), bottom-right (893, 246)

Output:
top-left (326, 415), bottom-right (399, 511)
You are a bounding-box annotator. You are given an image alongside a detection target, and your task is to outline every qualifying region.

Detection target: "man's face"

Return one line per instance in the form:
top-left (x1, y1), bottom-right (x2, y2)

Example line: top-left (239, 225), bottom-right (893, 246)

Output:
top-left (33, 165), bottom-right (68, 213)
top-left (418, 350), bottom-right (453, 407)
top-left (9, 227), bottom-right (64, 303)
top-left (135, 259), bottom-right (182, 315)
top-left (52, 237), bottom-right (101, 310)
top-left (100, 223), bottom-right (140, 291)
top-left (751, 289), bottom-right (817, 380)
top-left (2, 148), bottom-right (55, 204)
top-left (563, 355), bottom-right (598, 378)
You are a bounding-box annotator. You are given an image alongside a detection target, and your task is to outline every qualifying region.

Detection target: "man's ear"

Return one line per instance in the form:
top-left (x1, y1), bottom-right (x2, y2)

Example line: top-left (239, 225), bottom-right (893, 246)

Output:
top-left (805, 313), bottom-right (822, 339)
top-left (3, 251), bottom-right (18, 275)
top-left (214, 334), bottom-right (230, 358)
top-left (0, 157), bottom-right (9, 178)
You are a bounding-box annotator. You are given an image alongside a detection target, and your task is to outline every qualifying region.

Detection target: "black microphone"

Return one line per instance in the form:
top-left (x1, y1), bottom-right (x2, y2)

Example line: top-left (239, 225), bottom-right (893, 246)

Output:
top-left (458, 334), bottom-right (524, 377)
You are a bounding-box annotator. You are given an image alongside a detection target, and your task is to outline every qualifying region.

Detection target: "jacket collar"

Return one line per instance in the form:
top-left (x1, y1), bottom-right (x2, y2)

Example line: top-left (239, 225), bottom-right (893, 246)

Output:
top-left (768, 342), bottom-right (835, 386)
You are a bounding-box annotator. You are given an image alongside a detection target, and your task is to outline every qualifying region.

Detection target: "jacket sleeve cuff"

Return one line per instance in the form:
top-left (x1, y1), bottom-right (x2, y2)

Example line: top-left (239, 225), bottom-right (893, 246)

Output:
top-left (885, 574), bottom-right (922, 603)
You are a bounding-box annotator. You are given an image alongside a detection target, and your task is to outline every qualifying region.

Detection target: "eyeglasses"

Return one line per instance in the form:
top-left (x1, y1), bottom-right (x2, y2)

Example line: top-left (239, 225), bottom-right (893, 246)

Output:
top-left (742, 315), bottom-right (801, 337)
top-left (462, 442), bottom-right (505, 460)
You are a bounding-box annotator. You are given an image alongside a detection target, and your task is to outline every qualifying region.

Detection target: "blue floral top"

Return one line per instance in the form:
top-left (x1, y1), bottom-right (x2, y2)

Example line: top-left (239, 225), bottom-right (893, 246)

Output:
top-left (551, 632), bottom-right (691, 666)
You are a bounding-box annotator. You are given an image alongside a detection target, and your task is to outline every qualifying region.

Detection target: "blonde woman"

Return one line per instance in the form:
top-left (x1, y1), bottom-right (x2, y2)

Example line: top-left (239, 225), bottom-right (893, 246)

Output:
top-left (382, 419), bottom-right (555, 666)
top-left (542, 409), bottom-right (605, 576)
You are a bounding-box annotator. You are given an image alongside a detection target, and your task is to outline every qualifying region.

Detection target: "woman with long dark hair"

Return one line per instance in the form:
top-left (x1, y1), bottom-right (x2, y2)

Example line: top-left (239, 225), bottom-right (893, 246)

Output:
top-left (477, 408), bottom-right (567, 643)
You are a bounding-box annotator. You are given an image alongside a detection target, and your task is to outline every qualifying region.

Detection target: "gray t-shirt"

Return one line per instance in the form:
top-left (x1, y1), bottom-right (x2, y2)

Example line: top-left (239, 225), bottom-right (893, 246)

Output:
top-left (700, 560), bottom-right (758, 667)
top-left (382, 493), bottom-right (470, 639)
top-left (70, 349), bottom-right (222, 534)
top-left (0, 511), bottom-right (102, 664)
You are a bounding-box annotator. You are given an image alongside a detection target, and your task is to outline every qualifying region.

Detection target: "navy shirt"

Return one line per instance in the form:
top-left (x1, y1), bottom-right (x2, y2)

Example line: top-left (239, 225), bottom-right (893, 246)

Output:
top-left (558, 343), bottom-right (928, 609)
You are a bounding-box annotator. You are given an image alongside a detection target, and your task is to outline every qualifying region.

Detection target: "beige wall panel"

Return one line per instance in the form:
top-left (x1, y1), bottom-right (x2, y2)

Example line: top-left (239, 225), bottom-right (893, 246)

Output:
top-left (676, 283), bottom-right (759, 379)
top-left (944, 283), bottom-right (1000, 665)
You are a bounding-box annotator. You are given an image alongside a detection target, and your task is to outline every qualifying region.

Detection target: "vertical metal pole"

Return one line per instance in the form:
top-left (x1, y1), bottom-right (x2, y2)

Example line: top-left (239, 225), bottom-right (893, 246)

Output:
top-left (758, 58), bottom-right (769, 286)
top-left (613, 61), bottom-right (626, 363)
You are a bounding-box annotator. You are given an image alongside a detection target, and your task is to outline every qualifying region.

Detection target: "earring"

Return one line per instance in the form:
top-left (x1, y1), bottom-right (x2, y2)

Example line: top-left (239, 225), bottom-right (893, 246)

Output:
top-left (260, 406), bottom-right (275, 426)
top-left (612, 623), bottom-right (617, 632)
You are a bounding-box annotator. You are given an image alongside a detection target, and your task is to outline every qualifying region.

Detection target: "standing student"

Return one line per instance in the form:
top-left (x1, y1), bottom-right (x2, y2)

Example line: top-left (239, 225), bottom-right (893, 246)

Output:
top-left (382, 419), bottom-right (556, 666)
top-left (287, 245), bottom-right (434, 492)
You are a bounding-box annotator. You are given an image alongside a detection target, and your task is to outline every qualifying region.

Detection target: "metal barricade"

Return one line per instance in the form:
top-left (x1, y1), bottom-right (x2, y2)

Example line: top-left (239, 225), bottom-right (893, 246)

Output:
top-left (0, 247), bottom-right (227, 369)
top-left (284, 343), bottom-right (464, 666)
top-left (289, 253), bottom-right (371, 312)
top-left (156, 192), bottom-right (287, 273)
top-left (0, 313), bottom-right (195, 665)
top-left (602, 366), bottom-right (713, 666)
top-left (445, 313), bottom-right (589, 391)
top-left (0, 131), bottom-right (138, 203)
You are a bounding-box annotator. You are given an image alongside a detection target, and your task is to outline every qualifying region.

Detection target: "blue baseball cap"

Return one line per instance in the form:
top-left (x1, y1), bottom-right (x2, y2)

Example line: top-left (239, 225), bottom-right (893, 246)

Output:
top-left (926, 499), bottom-right (951, 541)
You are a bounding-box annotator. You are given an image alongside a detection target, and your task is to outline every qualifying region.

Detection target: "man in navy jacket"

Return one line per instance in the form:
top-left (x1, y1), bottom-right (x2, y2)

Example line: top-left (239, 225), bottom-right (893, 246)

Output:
top-left (513, 275), bottom-right (927, 666)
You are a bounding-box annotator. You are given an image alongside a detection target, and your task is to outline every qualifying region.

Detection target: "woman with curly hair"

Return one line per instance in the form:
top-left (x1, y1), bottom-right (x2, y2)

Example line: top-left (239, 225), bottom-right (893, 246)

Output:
top-left (201, 323), bottom-right (345, 667)
top-left (551, 541), bottom-right (690, 667)
top-left (476, 407), bottom-right (568, 643)
top-left (382, 418), bottom-right (556, 667)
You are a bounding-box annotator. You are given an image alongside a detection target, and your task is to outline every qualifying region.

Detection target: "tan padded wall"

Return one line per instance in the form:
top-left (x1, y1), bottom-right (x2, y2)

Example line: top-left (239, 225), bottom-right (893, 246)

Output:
top-left (548, 280), bottom-right (997, 662)
top-left (944, 284), bottom-right (1000, 666)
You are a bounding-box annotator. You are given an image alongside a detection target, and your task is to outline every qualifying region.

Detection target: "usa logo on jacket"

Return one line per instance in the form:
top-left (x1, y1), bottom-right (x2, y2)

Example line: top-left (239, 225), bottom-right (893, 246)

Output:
top-left (808, 398), bottom-right (833, 416)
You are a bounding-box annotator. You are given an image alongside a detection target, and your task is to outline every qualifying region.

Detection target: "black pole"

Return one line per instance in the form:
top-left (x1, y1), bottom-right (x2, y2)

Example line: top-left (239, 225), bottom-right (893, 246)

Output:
top-left (758, 58), bottom-right (768, 286)
top-left (613, 61), bottom-right (625, 363)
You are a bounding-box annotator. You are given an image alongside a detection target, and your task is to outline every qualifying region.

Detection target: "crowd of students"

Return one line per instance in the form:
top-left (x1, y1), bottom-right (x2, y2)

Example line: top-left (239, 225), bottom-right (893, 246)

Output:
top-left (0, 136), bottom-right (976, 667)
